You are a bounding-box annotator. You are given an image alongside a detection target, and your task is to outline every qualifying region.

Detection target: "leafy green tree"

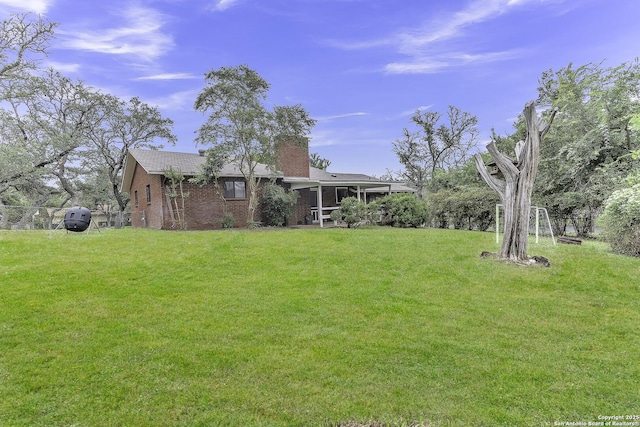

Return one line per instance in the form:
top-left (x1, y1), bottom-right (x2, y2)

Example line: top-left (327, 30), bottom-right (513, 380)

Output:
top-left (76, 168), bottom-right (119, 225)
top-left (393, 106), bottom-right (479, 199)
top-left (0, 14), bottom-right (56, 80)
top-left (599, 115), bottom-right (640, 256)
top-left (0, 15), bottom-right (56, 195)
top-left (0, 16), bottom-right (111, 227)
top-left (535, 61), bottom-right (640, 236)
top-left (0, 69), bottom-right (100, 226)
top-left (309, 152), bottom-right (331, 170)
top-left (194, 65), bottom-right (315, 226)
top-left (0, 15), bottom-right (74, 197)
top-left (84, 94), bottom-right (176, 227)
top-left (599, 183), bottom-right (640, 257)
top-left (261, 183), bottom-right (299, 226)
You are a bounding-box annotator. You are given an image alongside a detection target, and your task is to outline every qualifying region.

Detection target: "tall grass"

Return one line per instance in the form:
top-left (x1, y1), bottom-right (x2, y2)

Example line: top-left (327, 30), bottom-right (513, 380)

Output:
top-left (1, 228), bottom-right (639, 426)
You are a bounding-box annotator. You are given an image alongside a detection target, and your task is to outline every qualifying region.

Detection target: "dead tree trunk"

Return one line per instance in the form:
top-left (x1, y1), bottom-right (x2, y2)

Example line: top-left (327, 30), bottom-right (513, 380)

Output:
top-left (474, 101), bottom-right (556, 263)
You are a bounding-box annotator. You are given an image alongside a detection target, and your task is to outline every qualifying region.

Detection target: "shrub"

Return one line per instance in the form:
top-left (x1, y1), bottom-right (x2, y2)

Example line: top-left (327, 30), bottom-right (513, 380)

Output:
top-left (332, 197), bottom-right (367, 228)
top-left (425, 189), bottom-right (454, 229)
top-left (425, 186), bottom-right (498, 231)
top-left (221, 212), bottom-right (235, 229)
top-left (599, 184), bottom-right (640, 257)
top-left (261, 183), bottom-right (299, 226)
top-left (378, 193), bottom-right (427, 228)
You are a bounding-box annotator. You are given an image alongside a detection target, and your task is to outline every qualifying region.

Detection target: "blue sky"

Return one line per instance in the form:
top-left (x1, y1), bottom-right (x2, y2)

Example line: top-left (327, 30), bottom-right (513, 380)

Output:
top-left (2, 0), bottom-right (640, 177)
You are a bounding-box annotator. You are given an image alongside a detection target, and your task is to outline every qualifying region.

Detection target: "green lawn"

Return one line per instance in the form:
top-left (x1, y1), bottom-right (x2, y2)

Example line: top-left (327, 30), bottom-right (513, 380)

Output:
top-left (1, 227), bottom-right (639, 426)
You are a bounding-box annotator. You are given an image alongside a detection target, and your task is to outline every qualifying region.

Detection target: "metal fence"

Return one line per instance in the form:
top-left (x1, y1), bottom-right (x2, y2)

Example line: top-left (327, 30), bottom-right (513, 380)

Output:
top-left (0, 205), bottom-right (130, 230)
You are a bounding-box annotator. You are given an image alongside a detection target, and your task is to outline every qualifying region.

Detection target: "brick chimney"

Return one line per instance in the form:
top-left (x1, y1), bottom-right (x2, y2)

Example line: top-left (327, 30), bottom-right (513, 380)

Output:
top-left (276, 138), bottom-right (310, 178)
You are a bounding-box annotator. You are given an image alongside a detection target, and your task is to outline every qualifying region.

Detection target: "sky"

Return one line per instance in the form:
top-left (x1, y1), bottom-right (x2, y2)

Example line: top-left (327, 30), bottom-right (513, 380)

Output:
top-left (1, 0), bottom-right (640, 177)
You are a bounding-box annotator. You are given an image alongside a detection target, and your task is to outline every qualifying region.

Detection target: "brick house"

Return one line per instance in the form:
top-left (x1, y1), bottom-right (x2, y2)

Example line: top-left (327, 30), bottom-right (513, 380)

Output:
top-left (121, 143), bottom-right (413, 230)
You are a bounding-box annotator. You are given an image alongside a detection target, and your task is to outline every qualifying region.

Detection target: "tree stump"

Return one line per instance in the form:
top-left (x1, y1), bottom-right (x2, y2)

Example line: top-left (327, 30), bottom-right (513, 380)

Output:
top-left (474, 101), bottom-right (556, 263)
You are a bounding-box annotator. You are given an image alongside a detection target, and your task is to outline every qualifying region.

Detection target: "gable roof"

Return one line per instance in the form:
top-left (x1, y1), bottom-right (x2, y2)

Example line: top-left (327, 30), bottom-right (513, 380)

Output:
top-left (121, 149), bottom-right (415, 195)
top-left (121, 148), bottom-right (277, 193)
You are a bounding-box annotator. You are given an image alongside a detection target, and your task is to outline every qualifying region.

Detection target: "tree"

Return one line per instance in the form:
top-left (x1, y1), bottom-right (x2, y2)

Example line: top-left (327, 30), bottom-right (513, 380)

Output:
top-left (600, 182), bottom-right (640, 257)
top-left (0, 69), bottom-right (100, 226)
top-left (0, 15), bottom-right (68, 196)
top-left (261, 183), bottom-right (298, 226)
top-left (84, 94), bottom-right (176, 227)
top-left (534, 61), bottom-right (640, 236)
top-left (0, 14), bottom-right (56, 79)
top-left (599, 115), bottom-right (640, 257)
top-left (475, 101), bottom-right (556, 263)
top-left (309, 152), bottom-right (331, 170)
top-left (393, 106), bottom-right (478, 199)
top-left (194, 65), bottom-right (315, 226)
top-left (164, 167), bottom-right (188, 230)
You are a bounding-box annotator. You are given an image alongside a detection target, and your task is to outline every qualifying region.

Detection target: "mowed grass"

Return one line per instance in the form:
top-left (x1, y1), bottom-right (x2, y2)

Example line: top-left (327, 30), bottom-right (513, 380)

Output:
top-left (0, 227), bottom-right (639, 426)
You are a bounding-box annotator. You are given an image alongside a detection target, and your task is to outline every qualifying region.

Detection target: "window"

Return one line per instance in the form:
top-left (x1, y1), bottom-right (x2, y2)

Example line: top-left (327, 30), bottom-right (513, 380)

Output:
top-left (336, 187), bottom-right (349, 204)
top-left (134, 191), bottom-right (139, 207)
top-left (146, 184), bottom-right (151, 204)
top-left (310, 188), bottom-right (318, 208)
top-left (223, 180), bottom-right (246, 199)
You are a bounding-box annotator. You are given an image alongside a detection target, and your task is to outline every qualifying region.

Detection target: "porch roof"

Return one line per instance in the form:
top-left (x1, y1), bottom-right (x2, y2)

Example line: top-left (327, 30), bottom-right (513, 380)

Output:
top-left (285, 167), bottom-right (391, 190)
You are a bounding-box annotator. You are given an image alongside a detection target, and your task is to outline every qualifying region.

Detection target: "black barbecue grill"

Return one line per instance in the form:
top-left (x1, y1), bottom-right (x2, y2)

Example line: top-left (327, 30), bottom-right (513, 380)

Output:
top-left (63, 207), bottom-right (92, 232)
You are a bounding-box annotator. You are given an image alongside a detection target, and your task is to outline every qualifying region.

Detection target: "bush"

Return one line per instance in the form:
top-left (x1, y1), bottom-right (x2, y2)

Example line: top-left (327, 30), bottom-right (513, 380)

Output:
top-left (261, 183), bottom-right (299, 226)
top-left (221, 212), bottom-right (235, 229)
top-left (425, 189), bottom-right (454, 229)
top-left (378, 193), bottom-right (427, 228)
top-left (599, 184), bottom-right (640, 257)
top-left (332, 197), bottom-right (367, 228)
top-left (425, 186), bottom-right (498, 231)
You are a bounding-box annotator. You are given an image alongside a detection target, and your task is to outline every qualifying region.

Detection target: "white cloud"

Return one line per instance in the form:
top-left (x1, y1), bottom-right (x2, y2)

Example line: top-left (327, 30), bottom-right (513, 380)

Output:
top-left (135, 73), bottom-right (199, 81)
top-left (0, 0), bottom-right (51, 14)
top-left (399, 105), bottom-right (432, 117)
top-left (59, 5), bottom-right (173, 62)
top-left (385, 49), bottom-right (521, 75)
top-left (385, 60), bottom-right (449, 75)
top-left (309, 136), bottom-right (338, 148)
top-left (210, 0), bottom-right (241, 11)
top-left (144, 89), bottom-right (199, 110)
top-left (45, 61), bottom-right (81, 74)
top-left (329, 0), bottom-right (551, 74)
top-left (316, 112), bottom-right (367, 121)
top-left (322, 38), bottom-right (391, 51)
top-left (398, 0), bottom-right (519, 50)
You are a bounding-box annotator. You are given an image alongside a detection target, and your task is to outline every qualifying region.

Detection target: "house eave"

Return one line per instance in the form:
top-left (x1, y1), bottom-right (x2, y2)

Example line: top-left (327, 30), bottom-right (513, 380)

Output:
top-left (284, 177), bottom-right (391, 190)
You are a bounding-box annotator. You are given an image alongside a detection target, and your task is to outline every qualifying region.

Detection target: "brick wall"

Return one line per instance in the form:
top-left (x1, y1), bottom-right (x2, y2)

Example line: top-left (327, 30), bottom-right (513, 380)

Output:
top-left (129, 149), bottom-right (313, 229)
top-left (277, 140), bottom-right (309, 178)
top-left (160, 179), bottom-right (244, 230)
top-left (160, 177), bottom-right (272, 230)
top-left (165, 180), bottom-right (221, 230)
top-left (130, 163), bottom-right (164, 229)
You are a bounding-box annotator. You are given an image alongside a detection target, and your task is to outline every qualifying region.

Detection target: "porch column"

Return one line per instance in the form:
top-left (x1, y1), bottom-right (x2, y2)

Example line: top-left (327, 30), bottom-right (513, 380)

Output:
top-left (317, 184), bottom-right (324, 228)
top-left (356, 185), bottom-right (361, 201)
